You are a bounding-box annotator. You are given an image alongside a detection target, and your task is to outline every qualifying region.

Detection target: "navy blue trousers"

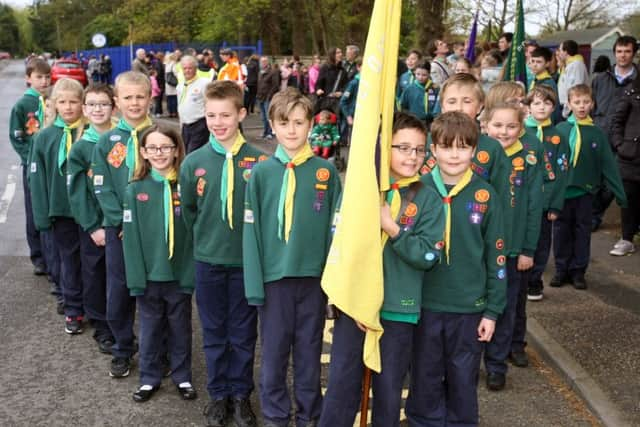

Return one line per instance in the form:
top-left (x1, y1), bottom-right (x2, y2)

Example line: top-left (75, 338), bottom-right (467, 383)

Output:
top-left (553, 194), bottom-right (593, 278)
top-left (79, 230), bottom-right (112, 339)
top-left (105, 226), bottom-right (136, 358)
top-left (41, 230), bottom-right (61, 302)
top-left (137, 282), bottom-right (192, 386)
top-left (484, 257), bottom-right (520, 375)
top-left (405, 310), bottom-right (483, 427)
top-left (53, 217), bottom-right (83, 317)
top-left (195, 262), bottom-right (257, 400)
top-left (22, 165), bottom-right (44, 268)
top-left (512, 267), bottom-right (530, 354)
top-left (529, 213), bottom-right (553, 293)
top-left (258, 277), bottom-right (326, 427)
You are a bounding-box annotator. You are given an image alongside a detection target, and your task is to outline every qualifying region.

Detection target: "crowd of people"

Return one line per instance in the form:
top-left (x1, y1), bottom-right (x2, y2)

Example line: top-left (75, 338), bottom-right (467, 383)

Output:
top-left (7, 30), bottom-right (640, 427)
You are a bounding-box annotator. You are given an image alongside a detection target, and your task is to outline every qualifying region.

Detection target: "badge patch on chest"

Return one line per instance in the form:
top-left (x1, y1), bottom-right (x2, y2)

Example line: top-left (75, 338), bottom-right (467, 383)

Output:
top-left (316, 168), bottom-right (330, 182)
top-left (93, 175), bottom-right (104, 186)
top-left (196, 177), bottom-right (206, 196)
top-left (476, 151), bottom-right (490, 164)
top-left (474, 189), bottom-right (490, 203)
top-left (107, 142), bottom-right (127, 168)
top-left (136, 193), bottom-right (149, 202)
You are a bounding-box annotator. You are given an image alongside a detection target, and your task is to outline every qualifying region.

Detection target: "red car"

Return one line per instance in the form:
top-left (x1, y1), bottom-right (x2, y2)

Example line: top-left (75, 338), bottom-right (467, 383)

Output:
top-left (51, 60), bottom-right (88, 86)
top-left (0, 52), bottom-right (10, 59)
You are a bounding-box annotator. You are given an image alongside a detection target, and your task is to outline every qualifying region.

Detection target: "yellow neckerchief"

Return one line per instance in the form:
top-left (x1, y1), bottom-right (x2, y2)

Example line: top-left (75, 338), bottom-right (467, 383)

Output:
top-left (422, 80), bottom-right (433, 114)
top-left (179, 76), bottom-right (198, 104)
top-left (118, 116), bottom-right (153, 179)
top-left (53, 116), bottom-right (83, 175)
top-left (150, 168), bottom-right (178, 259)
top-left (529, 70), bottom-right (553, 90)
top-left (275, 144), bottom-right (315, 242)
top-left (505, 139), bottom-right (524, 157)
top-left (560, 54), bottom-right (585, 77)
top-left (381, 175), bottom-right (420, 247)
top-left (524, 116), bottom-right (552, 142)
top-left (567, 114), bottom-right (594, 167)
top-left (209, 132), bottom-right (245, 229)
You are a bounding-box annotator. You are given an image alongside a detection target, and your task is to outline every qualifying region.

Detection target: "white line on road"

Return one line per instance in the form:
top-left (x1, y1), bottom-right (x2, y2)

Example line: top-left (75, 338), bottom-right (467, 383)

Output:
top-left (10, 165), bottom-right (19, 170)
top-left (0, 174), bottom-right (17, 223)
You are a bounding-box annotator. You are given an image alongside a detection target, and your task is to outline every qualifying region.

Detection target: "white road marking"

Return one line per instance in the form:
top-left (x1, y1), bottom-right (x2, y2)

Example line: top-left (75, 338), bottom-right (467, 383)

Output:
top-left (10, 164), bottom-right (19, 171)
top-left (0, 174), bottom-right (17, 223)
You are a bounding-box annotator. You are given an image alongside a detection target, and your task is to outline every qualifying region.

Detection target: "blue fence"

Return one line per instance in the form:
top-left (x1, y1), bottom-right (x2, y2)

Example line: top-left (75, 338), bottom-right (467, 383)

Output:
top-left (71, 40), bottom-right (263, 84)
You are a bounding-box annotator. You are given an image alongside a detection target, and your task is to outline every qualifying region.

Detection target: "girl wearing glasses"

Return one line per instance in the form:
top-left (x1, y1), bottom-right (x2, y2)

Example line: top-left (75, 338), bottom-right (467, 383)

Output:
top-left (122, 124), bottom-right (197, 403)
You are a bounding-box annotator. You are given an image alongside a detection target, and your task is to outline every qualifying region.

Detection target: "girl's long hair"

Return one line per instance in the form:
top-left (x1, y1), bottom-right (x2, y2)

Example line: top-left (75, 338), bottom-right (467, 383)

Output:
top-left (132, 123), bottom-right (186, 181)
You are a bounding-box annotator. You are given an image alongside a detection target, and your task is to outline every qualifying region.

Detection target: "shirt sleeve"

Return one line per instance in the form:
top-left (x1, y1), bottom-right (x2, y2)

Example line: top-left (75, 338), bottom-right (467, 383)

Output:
top-left (122, 184), bottom-right (147, 296)
top-left (242, 171), bottom-right (265, 305)
top-left (29, 133), bottom-right (51, 231)
top-left (482, 190), bottom-right (506, 320)
top-left (67, 144), bottom-right (101, 233)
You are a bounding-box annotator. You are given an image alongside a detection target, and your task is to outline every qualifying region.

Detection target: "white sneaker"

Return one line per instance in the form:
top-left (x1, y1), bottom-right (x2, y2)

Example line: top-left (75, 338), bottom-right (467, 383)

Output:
top-left (609, 239), bottom-right (635, 256)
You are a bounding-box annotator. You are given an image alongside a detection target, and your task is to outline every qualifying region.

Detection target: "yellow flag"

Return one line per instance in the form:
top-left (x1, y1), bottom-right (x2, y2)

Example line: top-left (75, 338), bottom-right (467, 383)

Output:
top-left (321, 0), bottom-right (401, 373)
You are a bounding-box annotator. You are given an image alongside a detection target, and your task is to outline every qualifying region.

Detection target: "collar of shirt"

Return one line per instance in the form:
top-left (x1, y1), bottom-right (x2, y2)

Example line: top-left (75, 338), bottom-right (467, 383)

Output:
top-left (614, 66), bottom-right (634, 84)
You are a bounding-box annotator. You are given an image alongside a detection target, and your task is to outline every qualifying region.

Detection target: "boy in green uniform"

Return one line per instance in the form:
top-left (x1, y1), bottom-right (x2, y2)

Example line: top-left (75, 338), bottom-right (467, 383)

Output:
top-left (243, 88), bottom-right (341, 427)
top-left (30, 78), bottom-right (85, 333)
top-left (552, 84), bottom-right (627, 289)
top-left (92, 71), bottom-right (154, 378)
top-left (180, 81), bottom-right (261, 427)
top-left (9, 58), bottom-right (51, 276)
top-left (319, 112), bottom-right (445, 427)
top-left (405, 112), bottom-right (506, 426)
top-left (67, 84), bottom-right (116, 353)
top-left (524, 85), bottom-right (570, 302)
top-left (528, 47), bottom-right (561, 123)
top-left (399, 60), bottom-right (439, 126)
top-left (482, 102), bottom-right (544, 391)
top-left (396, 49), bottom-right (422, 104)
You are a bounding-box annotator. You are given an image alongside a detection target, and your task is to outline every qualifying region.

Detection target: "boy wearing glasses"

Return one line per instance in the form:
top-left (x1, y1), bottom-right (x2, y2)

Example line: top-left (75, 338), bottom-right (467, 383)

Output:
top-left (67, 83), bottom-right (116, 354)
top-left (180, 81), bottom-right (262, 427)
top-left (320, 112), bottom-right (445, 427)
top-left (92, 71), bottom-right (154, 379)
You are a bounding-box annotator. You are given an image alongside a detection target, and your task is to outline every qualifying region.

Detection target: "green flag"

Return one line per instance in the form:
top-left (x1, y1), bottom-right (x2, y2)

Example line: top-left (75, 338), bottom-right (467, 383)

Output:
top-left (503, 0), bottom-right (527, 89)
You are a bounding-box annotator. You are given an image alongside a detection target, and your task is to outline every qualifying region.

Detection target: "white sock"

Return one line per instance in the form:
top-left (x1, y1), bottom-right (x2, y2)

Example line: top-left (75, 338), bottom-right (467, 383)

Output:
top-left (178, 382), bottom-right (192, 389)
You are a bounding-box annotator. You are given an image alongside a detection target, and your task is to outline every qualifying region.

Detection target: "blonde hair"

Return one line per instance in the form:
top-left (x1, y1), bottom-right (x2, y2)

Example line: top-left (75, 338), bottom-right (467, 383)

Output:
top-left (50, 78), bottom-right (85, 128)
top-left (132, 123), bottom-right (185, 181)
top-left (268, 87), bottom-right (313, 122)
top-left (485, 81), bottom-right (526, 111)
top-left (482, 102), bottom-right (526, 126)
top-left (440, 73), bottom-right (485, 104)
top-left (568, 84), bottom-right (592, 102)
top-left (114, 71), bottom-right (151, 96)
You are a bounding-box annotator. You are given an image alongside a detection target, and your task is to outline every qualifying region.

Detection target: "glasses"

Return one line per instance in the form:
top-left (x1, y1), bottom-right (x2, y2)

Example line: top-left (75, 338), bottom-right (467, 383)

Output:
top-left (391, 145), bottom-right (427, 156)
top-left (143, 145), bottom-right (176, 154)
top-left (84, 102), bottom-right (112, 109)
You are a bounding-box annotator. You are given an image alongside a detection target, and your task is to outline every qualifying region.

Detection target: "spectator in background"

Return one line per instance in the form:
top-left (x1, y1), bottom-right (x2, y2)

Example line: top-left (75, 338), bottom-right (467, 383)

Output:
top-left (428, 39), bottom-right (452, 87)
top-left (498, 32), bottom-right (513, 61)
top-left (308, 54), bottom-right (321, 94)
top-left (557, 39), bottom-right (589, 118)
top-left (152, 52), bottom-right (165, 116)
top-left (164, 52), bottom-right (179, 118)
top-left (447, 41), bottom-right (465, 67)
top-left (343, 45), bottom-right (360, 83)
top-left (316, 47), bottom-right (347, 113)
top-left (256, 57), bottom-right (280, 139)
top-left (99, 54), bottom-right (112, 83)
top-left (217, 48), bottom-right (244, 88)
top-left (245, 54), bottom-right (260, 113)
top-left (132, 48), bottom-right (149, 76)
top-left (177, 55), bottom-right (210, 152)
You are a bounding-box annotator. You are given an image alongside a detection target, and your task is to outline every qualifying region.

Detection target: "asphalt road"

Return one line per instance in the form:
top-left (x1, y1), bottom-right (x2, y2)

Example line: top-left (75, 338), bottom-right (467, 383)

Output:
top-left (0, 59), bottom-right (601, 426)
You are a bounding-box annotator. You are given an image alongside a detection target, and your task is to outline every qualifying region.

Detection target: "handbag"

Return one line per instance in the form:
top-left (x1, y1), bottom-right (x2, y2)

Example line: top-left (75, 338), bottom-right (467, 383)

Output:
top-left (166, 70), bottom-right (178, 87)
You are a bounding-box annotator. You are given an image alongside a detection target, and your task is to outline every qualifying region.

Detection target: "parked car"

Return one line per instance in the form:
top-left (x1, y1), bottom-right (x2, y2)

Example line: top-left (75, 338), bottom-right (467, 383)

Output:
top-left (51, 60), bottom-right (87, 86)
top-left (0, 52), bottom-right (11, 60)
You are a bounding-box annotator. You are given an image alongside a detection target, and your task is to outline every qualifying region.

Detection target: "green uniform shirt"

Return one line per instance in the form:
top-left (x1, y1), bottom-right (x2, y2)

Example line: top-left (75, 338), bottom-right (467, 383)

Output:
top-left (122, 176), bottom-right (195, 296)
top-left (555, 122), bottom-right (627, 206)
top-left (29, 125), bottom-right (78, 230)
top-left (9, 91), bottom-right (43, 165)
top-left (180, 142), bottom-right (265, 265)
top-left (421, 173), bottom-right (507, 320)
top-left (399, 80), bottom-right (439, 121)
top-left (67, 135), bottom-right (103, 233)
top-left (92, 126), bottom-right (149, 227)
top-left (380, 183), bottom-right (445, 319)
top-left (503, 134), bottom-right (544, 257)
top-left (309, 124), bottom-right (340, 149)
top-left (243, 156), bottom-right (342, 305)
top-left (524, 124), bottom-right (570, 213)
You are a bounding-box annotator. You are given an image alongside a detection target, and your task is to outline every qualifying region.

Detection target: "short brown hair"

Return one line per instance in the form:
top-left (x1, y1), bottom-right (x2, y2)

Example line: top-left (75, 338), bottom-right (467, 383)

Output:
top-left (430, 111), bottom-right (479, 148)
top-left (26, 58), bottom-right (51, 76)
top-left (440, 73), bottom-right (485, 105)
top-left (114, 71), bottom-right (151, 96)
top-left (268, 87), bottom-right (313, 122)
top-left (205, 80), bottom-right (244, 111)
top-left (568, 84), bottom-right (592, 101)
top-left (527, 84), bottom-right (557, 107)
top-left (84, 83), bottom-right (115, 106)
top-left (133, 123), bottom-right (186, 181)
top-left (485, 81), bottom-right (525, 111)
top-left (392, 112), bottom-right (427, 137)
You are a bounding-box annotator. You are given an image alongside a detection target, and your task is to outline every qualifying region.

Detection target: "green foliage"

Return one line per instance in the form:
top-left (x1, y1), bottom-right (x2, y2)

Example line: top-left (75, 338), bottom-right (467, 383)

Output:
top-left (0, 4), bottom-right (20, 54)
top-left (82, 14), bottom-right (128, 48)
top-left (13, 8), bottom-right (35, 54)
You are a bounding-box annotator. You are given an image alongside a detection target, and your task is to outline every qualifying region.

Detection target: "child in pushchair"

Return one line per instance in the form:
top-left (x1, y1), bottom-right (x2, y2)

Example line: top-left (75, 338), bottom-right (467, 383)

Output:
top-left (309, 109), bottom-right (340, 159)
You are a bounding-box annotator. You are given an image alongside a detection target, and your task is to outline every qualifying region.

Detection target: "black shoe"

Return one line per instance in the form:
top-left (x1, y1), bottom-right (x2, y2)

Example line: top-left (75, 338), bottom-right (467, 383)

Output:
top-left (33, 264), bottom-right (46, 276)
top-left (133, 385), bottom-right (160, 402)
top-left (572, 275), bottom-right (587, 290)
top-left (65, 316), bottom-right (83, 334)
top-left (96, 336), bottom-right (114, 354)
top-left (109, 357), bottom-right (131, 378)
top-left (176, 383), bottom-right (197, 400)
top-left (509, 351), bottom-right (529, 367)
top-left (486, 372), bottom-right (506, 391)
top-left (56, 301), bottom-right (64, 315)
top-left (231, 397), bottom-right (257, 427)
top-left (47, 274), bottom-right (54, 283)
top-left (549, 275), bottom-right (571, 287)
top-left (527, 287), bottom-right (544, 301)
top-left (204, 398), bottom-right (228, 427)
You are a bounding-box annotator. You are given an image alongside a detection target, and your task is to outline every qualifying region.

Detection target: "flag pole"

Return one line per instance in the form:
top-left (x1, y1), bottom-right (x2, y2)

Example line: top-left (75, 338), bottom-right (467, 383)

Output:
top-left (360, 367), bottom-right (372, 427)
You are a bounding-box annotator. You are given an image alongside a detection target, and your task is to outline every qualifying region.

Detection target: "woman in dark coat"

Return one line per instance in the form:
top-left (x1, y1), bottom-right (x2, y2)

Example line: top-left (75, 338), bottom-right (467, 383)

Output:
top-left (315, 47), bottom-right (347, 114)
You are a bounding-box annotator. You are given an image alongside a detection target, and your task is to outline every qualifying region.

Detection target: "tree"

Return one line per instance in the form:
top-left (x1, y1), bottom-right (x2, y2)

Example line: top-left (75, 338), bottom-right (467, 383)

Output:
top-left (415, 0), bottom-right (446, 50)
top-left (0, 4), bottom-right (20, 54)
top-left (530, 0), bottom-right (623, 33)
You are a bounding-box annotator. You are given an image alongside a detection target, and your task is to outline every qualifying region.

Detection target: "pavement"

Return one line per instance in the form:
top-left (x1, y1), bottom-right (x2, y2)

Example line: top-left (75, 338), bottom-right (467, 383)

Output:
top-left (1, 58), bottom-right (636, 426)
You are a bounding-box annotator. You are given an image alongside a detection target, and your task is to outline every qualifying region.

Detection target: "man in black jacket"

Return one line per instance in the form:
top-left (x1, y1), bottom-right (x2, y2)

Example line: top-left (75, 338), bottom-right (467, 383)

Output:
top-left (256, 56), bottom-right (280, 139)
top-left (591, 36), bottom-right (638, 232)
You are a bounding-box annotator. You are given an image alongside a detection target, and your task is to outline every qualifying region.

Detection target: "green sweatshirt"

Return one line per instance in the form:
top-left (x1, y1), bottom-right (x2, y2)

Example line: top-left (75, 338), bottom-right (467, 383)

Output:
top-left (555, 122), bottom-right (627, 206)
top-left (503, 134), bottom-right (544, 257)
top-left (309, 123), bottom-right (340, 148)
top-left (180, 142), bottom-right (265, 265)
top-left (399, 80), bottom-right (439, 121)
top-left (122, 176), bottom-right (195, 296)
top-left (9, 91), bottom-right (43, 165)
top-left (67, 134), bottom-right (103, 233)
top-left (92, 126), bottom-right (149, 227)
top-left (380, 183), bottom-right (445, 319)
top-left (421, 173), bottom-right (506, 320)
top-left (29, 125), bottom-right (78, 230)
top-left (243, 156), bottom-right (342, 305)
top-left (524, 123), bottom-right (570, 213)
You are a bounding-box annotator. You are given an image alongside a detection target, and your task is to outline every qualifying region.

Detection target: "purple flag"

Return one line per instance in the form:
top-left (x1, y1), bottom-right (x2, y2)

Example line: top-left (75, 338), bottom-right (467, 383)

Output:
top-left (465, 12), bottom-right (478, 64)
